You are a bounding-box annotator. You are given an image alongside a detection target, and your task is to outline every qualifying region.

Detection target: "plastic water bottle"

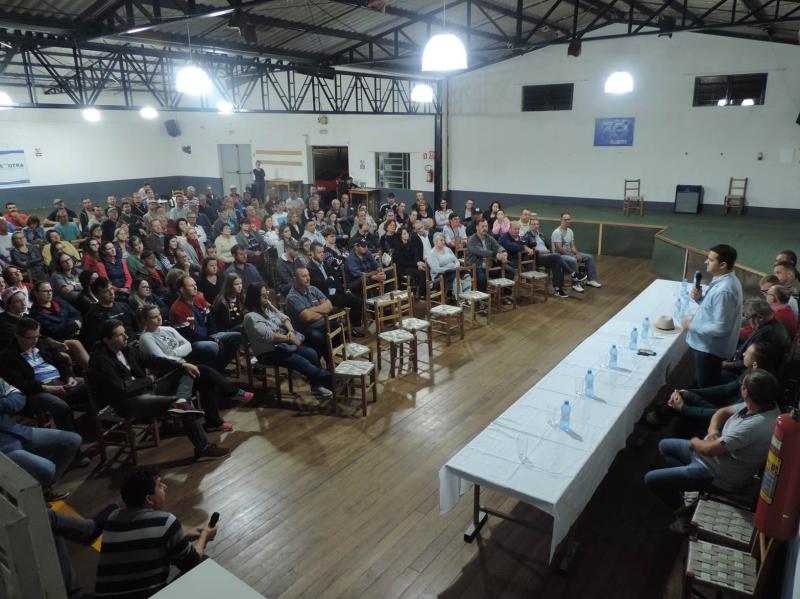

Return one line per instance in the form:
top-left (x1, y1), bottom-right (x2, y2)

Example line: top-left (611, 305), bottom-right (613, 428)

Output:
top-left (681, 278), bottom-right (688, 294)
top-left (585, 369), bottom-right (594, 399)
top-left (609, 344), bottom-right (618, 369)
top-left (560, 400), bottom-right (571, 432)
top-left (629, 327), bottom-right (638, 350)
top-left (642, 316), bottom-right (650, 340)
top-left (674, 297), bottom-right (682, 320)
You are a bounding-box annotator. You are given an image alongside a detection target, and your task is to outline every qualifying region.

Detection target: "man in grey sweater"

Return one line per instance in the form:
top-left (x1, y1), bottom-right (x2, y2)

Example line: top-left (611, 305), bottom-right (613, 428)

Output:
top-left (467, 220), bottom-right (508, 291)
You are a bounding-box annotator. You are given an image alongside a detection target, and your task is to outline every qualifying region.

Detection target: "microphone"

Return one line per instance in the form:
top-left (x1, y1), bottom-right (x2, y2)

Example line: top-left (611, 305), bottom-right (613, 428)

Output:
top-left (694, 270), bottom-right (702, 291)
top-left (208, 512), bottom-right (220, 528)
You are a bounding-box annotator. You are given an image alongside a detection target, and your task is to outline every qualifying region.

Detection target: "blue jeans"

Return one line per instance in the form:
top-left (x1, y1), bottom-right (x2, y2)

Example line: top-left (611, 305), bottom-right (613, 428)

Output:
top-left (561, 252), bottom-right (598, 281)
top-left (644, 438), bottom-right (714, 509)
top-left (6, 427), bottom-right (81, 490)
top-left (258, 345), bottom-right (332, 389)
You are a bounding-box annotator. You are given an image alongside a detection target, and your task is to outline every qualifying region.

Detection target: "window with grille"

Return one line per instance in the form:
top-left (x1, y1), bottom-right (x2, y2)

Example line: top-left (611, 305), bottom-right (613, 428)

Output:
top-left (375, 152), bottom-right (410, 189)
top-left (693, 73), bottom-right (767, 107)
top-left (521, 83), bottom-right (574, 111)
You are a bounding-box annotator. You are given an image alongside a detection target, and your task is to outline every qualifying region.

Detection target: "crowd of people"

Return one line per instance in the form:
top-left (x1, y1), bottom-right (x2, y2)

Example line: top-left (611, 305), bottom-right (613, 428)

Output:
top-left (0, 181), bottom-right (609, 599)
top-left (643, 244), bottom-right (798, 534)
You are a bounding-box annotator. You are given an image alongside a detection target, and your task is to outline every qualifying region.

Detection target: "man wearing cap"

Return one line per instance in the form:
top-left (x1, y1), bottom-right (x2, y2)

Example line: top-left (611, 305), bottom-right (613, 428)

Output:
top-left (684, 244), bottom-right (743, 388)
top-left (345, 237), bottom-right (386, 296)
top-left (276, 239), bottom-right (303, 297)
top-left (378, 193), bottom-right (397, 221)
top-left (44, 199), bottom-right (78, 227)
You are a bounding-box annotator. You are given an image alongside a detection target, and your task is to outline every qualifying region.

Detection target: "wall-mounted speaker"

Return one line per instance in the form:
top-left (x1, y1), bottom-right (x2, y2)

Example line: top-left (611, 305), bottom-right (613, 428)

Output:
top-left (164, 119), bottom-right (181, 137)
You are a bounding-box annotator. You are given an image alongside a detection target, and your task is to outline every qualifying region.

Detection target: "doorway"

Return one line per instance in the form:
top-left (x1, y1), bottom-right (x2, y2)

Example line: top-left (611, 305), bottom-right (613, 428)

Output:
top-left (311, 146), bottom-right (348, 200)
top-left (218, 144), bottom-right (253, 195)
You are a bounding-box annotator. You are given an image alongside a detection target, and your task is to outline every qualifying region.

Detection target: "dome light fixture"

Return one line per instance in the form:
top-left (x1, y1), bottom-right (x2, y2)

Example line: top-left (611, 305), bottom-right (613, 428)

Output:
top-left (741, 98), bottom-right (755, 106)
top-left (410, 83), bottom-right (434, 103)
top-left (604, 71), bottom-right (634, 94)
top-left (139, 106), bottom-right (158, 119)
top-left (176, 65), bottom-right (212, 96)
top-left (82, 107), bottom-right (101, 122)
top-left (0, 91), bottom-right (14, 110)
top-left (421, 34), bottom-right (467, 71)
top-left (216, 100), bottom-right (234, 114)
top-left (717, 99), bottom-right (728, 106)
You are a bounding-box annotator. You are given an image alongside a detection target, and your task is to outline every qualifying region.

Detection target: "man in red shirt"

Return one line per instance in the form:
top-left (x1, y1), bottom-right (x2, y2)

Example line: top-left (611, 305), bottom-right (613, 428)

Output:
top-left (4, 202), bottom-right (28, 228)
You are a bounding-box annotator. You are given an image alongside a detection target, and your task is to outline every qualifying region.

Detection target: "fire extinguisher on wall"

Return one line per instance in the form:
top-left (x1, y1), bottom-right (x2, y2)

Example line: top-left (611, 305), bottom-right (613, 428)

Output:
top-left (755, 408), bottom-right (800, 540)
top-left (425, 165), bottom-right (433, 183)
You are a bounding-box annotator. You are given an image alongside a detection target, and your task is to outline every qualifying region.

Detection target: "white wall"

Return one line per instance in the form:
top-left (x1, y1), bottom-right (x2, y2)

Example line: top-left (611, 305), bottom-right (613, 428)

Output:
top-left (448, 26), bottom-right (800, 209)
top-left (0, 107), bottom-right (435, 192)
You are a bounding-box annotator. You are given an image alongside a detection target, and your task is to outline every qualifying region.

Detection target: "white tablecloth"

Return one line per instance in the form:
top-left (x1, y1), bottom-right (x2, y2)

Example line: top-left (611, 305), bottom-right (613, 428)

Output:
top-left (152, 558), bottom-right (265, 598)
top-left (439, 279), bottom-right (692, 561)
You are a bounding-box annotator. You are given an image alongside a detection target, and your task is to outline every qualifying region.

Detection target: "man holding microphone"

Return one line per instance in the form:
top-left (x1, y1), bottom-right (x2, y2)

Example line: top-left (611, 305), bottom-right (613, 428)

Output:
top-left (683, 244), bottom-right (743, 388)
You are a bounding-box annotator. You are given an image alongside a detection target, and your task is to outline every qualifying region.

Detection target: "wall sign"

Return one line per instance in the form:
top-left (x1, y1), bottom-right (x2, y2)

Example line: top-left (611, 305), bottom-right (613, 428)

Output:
top-left (0, 150), bottom-right (30, 185)
top-left (594, 117), bottom-right (635, 147)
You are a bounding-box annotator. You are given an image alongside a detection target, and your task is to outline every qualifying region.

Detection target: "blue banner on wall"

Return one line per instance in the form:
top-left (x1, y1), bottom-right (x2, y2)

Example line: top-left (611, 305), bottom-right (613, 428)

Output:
top-left (594, 117), bottom-right (635, 146)
top-left (0, 150), bottom-right (30, 185)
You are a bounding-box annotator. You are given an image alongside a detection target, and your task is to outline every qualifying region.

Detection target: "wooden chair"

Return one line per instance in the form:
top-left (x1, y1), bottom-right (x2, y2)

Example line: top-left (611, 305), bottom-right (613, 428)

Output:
top-left (85, 373), bottom-right (160, 466)
top-left (722, 177), bottom-right (748, 215)
top-left (683, 529), bottom-right (780, 599)
top-left (487, 259), bottom-right (517, 312)
top-left (456, 264), bottom-right (491, 326)
top-left (516, 254), bottom-right (549, 303)
top-left (690, 498), bottom-right (755, 552)
top-left (324, 309), bottom-right (376, 417)
top-left (361, 263), bottom-right (400, 330)
top-left (241, 328), bottom-right (294, 401)
top-left (375, 297), bottom-right (417, 377)
top-left (623, 178), bottom-right (645, 216)
top-left (425, 276), bottom-right (464, 346)
top-left (397, 288), bottom-right (434, 370)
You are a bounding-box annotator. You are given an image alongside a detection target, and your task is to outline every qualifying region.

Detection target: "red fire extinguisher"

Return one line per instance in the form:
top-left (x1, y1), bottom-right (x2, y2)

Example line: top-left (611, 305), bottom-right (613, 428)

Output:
top-left (425, 165), bottom-right (433, 183)
top-left (755, 408), bottom-right (800, 540)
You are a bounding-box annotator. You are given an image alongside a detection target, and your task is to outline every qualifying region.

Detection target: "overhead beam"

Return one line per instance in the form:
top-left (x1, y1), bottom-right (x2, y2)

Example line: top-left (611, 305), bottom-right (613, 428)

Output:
top-left (472, 0), bottom-right (572, 37)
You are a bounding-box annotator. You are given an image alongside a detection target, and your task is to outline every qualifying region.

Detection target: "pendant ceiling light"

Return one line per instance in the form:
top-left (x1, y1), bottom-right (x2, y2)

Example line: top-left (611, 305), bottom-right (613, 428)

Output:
top-left (604, 71), bottom-right (634, 94)
top-left (0, 91), bottom-right (14, 110)
top-left (176, 65), bottom-right (212, 95)
top-left (422, 34), bottom-right (467, 71)
top-left (139, 106), bottom-right (158, 119)
top-left (410, 83), bottom-right (434, 103)
top-left (175, 21), bottom-right (212, 96)
top-left (82, 108), bottom-right (101, 122)
top-left (216, 100), bottom-right (234, 114)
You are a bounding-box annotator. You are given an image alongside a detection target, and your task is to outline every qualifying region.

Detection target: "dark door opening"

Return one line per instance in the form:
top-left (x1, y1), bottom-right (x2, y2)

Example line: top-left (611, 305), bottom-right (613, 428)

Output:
top-left (312, 146), bottom-right (348, 201)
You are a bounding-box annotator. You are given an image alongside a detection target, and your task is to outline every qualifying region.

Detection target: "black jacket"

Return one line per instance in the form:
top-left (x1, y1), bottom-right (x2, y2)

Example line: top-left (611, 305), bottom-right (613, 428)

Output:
top-left (308, 259), bottom-right (338, 296)
top-left (395, 237), bottom-right (424, 269)
top-left (29, 299), bottom-right (82, 341)
top-left (0, 338), bottom-right (73, 396)
top-left (88, 342), bottom-right (178, 411)
top-left (80, 302), bottom-right (138, 348)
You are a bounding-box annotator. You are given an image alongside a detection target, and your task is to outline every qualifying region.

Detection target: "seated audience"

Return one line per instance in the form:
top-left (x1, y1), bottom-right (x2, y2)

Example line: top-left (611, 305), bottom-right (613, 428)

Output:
top-left (137, 250), bottom-right (168, 298)
top-left (235, 220), bottom-right (266, 265)
top-left (243, 283), bottom-right (332, 397)
top-left (378, 192), bottom-right (397, 220)
top-left (485, 201), bottom-right (502, 231)
top-left (10, 230), bottom-right (48, 281)
top-left (427, 232), bottom-right (462, 292)
top-left (434, 198), bottom-right (452, 230)
top-left (29, 280), bottom-right (91, 369)
top-left (80, 277), bottom-right (138, 348)
top-left (198, 257), bottom-right (223, 303)
top-left (76, 270), bottom-right (100, 315)
top-left (0, 288), bottom-right (29, 345)
top-left (227, 244), bottom-right (263, 289)
top-left (552, 212), bottom-right (601, 288)
top-left (45, 198), bottom-right (78, 227)
top-left (211, 273), bottom-right (245, 333)
top-left (346, 238), bottom-right (387, 296)
top-left (286, 212), bottom-right (303, 240)
top-left (138, 305), bottom-right (252, 432)
top-left (395, 227), bottom-right (428, 296)
top-left (50, 253), bottom-right (82, 305)
top-left (23, 214), bottom-right (46, 248)
top-left (96, 240), bottom-right (133, 297)
top-left (467, 219), bottom-right (508, 291)
top-left (285, 267), bottom-right (334, 359)
top-left (169, 275), bottom-right (240, 370)
top-left (95, 467), bottom-right (218, 598)
top-left (527, 218), bottom-right (571, 297)
top-left (773, 260), bottom-right (800, 302)
top-left (721, 297), bottom-right (791, 380)
top-left (0, 376), bottom-right (80, 501)
top-left (129, 276), bottom-right (169, 319)
top-left (54, 209), bottom-right (82, 243)
top-left (499, 222), bottom-right (536, 271)
top-left (0, 318), bottom-right (89, 466)
top-left (443, 213), bottom-right (467, 251)
top-left (380, 220), bottom-right (399, 254)
top-left (644, 369), bottom-right (780, 532)
top-left (758, 274), bottom-right (798, 316)
top-left (491, 209), bottom-right (512, 237)
top-left (214, 224), bottom-right (237, 264)
top-left (144, 219), bottom-right (166, 253)
top-left (82, 238), bottom-right (102, 272)
top-left (277, 239), bottom-right (302, 297)
top-left (307, 241), bottom-right (363, 334)
top-left (741, 284), bottom-right (796, 338)
top-left (89, 319), bottom-right (229, 462)
top-left (158, 236), bottom-right (180, 273)
top-left (413, 221), bottom-right (433, 258)
top-left (462, 198), bottom-right (478, 226)
top-left (172, 248), bottom-right (200, 279)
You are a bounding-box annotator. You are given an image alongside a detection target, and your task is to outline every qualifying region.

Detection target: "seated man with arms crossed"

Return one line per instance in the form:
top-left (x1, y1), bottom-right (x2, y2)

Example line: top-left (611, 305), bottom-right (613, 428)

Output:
top-left (95, 466), bottom-right (218, 598)
top-left (552, 212), bottom-right (601, 289)
top-left (644, 368), bottom-right (780, 533)
top-left (285, 266), bottom-right (334, 360)
top-left (89, 319), bottom-right (229, 462)
top-left (466, 219), bottom-right (508, 292)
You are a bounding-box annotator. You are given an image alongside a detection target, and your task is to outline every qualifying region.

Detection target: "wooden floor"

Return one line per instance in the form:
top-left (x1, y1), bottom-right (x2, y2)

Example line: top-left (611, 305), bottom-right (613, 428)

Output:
top-left (65, 256), bottom-right (693, 599)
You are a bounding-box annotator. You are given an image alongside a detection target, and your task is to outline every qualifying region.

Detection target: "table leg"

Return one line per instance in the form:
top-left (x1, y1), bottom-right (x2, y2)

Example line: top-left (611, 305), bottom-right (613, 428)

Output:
top-left (463, 484), bottom-right (488, 543)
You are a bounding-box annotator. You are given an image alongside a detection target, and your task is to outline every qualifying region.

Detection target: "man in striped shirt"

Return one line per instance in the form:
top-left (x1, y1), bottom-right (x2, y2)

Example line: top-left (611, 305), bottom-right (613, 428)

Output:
top-left (95, 466), bottom-right (218, 598)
